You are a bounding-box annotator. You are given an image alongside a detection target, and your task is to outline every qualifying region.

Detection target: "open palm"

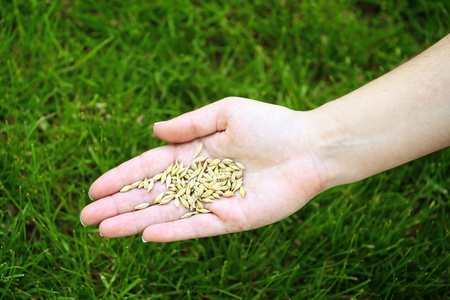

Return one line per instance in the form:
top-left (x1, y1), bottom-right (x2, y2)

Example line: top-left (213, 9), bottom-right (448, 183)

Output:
top-left (81, 97), bottom-right (328, 242)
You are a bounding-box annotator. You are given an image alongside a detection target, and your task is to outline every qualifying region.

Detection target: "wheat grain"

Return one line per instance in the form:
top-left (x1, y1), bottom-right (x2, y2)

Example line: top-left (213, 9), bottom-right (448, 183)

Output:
top-left (221, 158), bottom-right (233, 165)
top-left (166, 174), bottom-right (171, 188)
top-left (153, 173), bottom-right (163, 182)
top-left (138, 181), bottom-right (145, 189)
top-left (180, 197), bottom-right (189, 208)
top-left (147, 179), bottom-right (154, 192)
top-left (135, 202), bottom-right (150, 210)
top-left (193, 155), bottom-right (208, 163)
top-left (223, 190), bottom-right (234, 198)
top-left (235, 162), bottom-right (245, 170)
top-left (161, 171), bottom-right (167, 184)
top-left (240, 186), bottom-right (246, 198)
top-left (153, 192), bottom-right (164, 204)
top-left (120, 185), bottom-right (132, 192)
top-left (194, 143), bottom-right (203, 158)
top-left (143, 178), bottom-right (149, 190)
top-left (160, 196), bottom-right (173, 205)
top-left (181, 211), bottom-right (199, 219)
top-left (118, 151), bottom-right (246, 219)
top-left (130, 180), bottom-right (142, 189)
top-left (166, 163), bottom-right (174, 174)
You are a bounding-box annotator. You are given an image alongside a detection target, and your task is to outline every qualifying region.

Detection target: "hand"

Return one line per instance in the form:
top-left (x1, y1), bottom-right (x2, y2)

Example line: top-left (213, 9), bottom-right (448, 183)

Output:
top-left (80, 97), bottom-right (329, 242)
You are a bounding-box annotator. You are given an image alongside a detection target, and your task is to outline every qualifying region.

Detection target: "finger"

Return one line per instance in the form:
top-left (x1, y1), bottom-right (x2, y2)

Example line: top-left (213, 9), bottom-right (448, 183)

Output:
top-left (153, 98), bottom-right (235, 143)
top-left (98, 203), bottom-right (191, 238)
top-left (141, 193), bottom-right (255, 242)
top-left (81, 181), bottom-right (168, 226)
top-left (94, 193), bottom-right (241, 238)
top-left (88, 145), bottom-right (176, 200)
top-left (142, 213), bottom-right (228, 242)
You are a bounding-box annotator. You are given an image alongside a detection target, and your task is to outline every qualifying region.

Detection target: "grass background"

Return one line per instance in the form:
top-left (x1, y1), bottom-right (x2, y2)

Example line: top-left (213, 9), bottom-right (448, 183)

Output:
top-left (1, 0), bottom-right (449, 298)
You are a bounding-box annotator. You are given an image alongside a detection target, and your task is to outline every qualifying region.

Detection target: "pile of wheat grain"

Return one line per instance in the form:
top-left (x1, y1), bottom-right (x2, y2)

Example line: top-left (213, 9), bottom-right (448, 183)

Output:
top-left (119, 143), bottom-right (245, 219)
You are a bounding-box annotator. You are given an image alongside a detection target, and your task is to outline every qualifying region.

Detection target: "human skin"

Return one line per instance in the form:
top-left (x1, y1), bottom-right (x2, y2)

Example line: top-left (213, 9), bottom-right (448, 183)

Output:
top-left (80, 34), bottom-right (450, 242)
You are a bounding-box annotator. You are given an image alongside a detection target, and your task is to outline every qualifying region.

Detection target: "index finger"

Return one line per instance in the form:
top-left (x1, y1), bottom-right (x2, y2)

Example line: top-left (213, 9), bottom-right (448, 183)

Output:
top-left (88, 145), bottom-right (177, 200)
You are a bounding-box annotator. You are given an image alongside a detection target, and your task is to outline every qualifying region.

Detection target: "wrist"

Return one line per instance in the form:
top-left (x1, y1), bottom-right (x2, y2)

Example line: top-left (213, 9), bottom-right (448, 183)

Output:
top-left (291, 108), bottom-right (348, 192)
top-left (301, 102), bottom-right (361, 190)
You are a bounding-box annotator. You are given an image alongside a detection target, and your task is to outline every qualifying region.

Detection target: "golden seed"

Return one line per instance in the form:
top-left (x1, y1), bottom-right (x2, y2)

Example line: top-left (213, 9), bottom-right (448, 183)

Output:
top-left (118, 157), bottom-right (245, 221)
top-left (240, 186), bottom-right (245, 198)
top-left (162, 194), bottom-right (175, 201)
top-left (166, 174), bottom-right (171, 188)
top-left (209, 158), bottom-right (221, 167)
top-left (138, 181), bottom-right (145, 189)
top-left (196, 201), bottom-right (204, 210)
top-left (221, 158), bottom-right (233, 165)
top-left (161, 171), bottom-right (167, 184)
top-left (189, 179), bottom-right (196, 188)
top-left (120, 185), bottom-right (132, 192)
top-left (223, 191), bottom-right (234, 198)
top-left (191, 167), bottom-right (202, 178)
top-left (194, 143), bottom-right (203, 158)
top-left (231, 180), bottom-right (237, 191)
top-left (217, 175), bottom-right (229, 180)
top-left (159, 197), bottom-right (172, 205)
top-left (181, 211), bottom-right (198, 219)
top-left (180, 197), bottom-right (189, 208)
top-left (143, 178), bottom-right (149, 190)
top-left (193, 156), bottom-right (208, 163)
top-left (230, 165), bottom-right (240, 171)
top-left (233, 180), bottom-right (243, 192)
top-left (171, 165), bottom-right (178, 176)
top-left (134, 202), bottom-right (150, 210)
top-left (130, 180), bottom-right (142, 189)
top-left (153, 173), bottom-right (163, 181)
top-left (147, 179), bottom-right (154, 192)
top-left (202, 189), bottom-right (214, 197)
top-left (176, 188), bottom-right (186, 198)
top-left (235, 162), bottom-right (245, 170)
top-left (154, 192), bottom-right (164, 204)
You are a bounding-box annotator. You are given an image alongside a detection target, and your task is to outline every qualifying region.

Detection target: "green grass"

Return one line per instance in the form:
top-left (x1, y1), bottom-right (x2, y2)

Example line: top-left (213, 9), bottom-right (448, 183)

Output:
top-left (1, 0), bottom-right (449, 298)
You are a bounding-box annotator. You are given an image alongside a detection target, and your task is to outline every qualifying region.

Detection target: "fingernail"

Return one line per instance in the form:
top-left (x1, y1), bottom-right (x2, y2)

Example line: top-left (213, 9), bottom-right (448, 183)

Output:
top-left (88, 192), bottom-right (93, 201)
top-left (99, 231), bottom-right (104, 237)
top-left (154, 121), bottom-right (166, 126)
top-left (80, 216), bottom-right (85, 226)
top-left (142, 235), bottom-right (147, 243)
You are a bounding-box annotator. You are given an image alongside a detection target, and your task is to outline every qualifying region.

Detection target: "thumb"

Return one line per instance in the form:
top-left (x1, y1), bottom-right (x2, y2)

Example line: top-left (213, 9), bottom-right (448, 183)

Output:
top-left (153, 98), bottom-right (232, 143)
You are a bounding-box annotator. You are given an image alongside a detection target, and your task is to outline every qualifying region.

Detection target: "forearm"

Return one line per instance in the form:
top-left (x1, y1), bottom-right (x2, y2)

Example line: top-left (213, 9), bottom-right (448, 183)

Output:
top-left (308, 34), bottom-right (450, 189)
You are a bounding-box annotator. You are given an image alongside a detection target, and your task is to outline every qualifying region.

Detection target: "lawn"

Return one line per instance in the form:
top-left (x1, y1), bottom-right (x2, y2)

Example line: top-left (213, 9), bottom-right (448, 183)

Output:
top-left (1, 0), bottom-right (449, 298)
